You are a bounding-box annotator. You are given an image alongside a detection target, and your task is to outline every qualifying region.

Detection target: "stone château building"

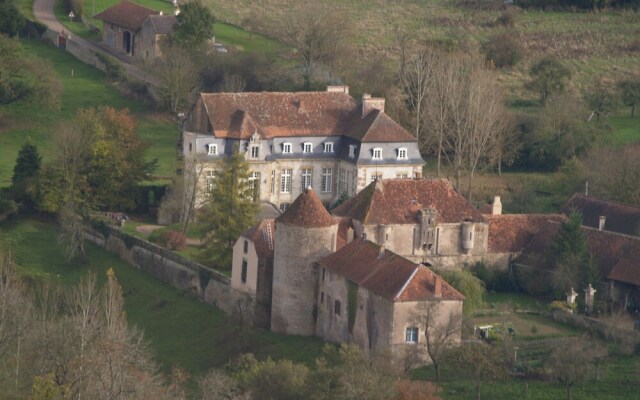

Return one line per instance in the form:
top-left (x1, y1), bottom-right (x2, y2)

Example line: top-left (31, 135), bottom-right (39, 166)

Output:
top-left (181, 86), bottom-right (424, 212)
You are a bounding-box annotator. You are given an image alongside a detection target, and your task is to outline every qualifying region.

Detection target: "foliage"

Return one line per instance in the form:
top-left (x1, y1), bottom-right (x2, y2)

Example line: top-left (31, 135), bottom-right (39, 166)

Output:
top-left (482, 32), bottom-right (523, 69)
top-left (584, 144), bottom-right (640, 207)
top-left (395, 380), bottom-right (442, 400)
top-left (94, 51), bottom-right (125, 80)
top-left (451, 342), bottom-right (507, 400)
top-left (471, 262), bottom-right (517, 293)
top-left (172, 0), bottom-right (215, 48)
top-left (10, 138), bottom-right (41, 205)
top-left (153, 42), bottom-right (199, 113)
top-left (528, 57), bottom-right (572, 103)
top-left (617, 78), bottom-right (640, 118)
top-left (30, 373), bottom-right (71, 400)
top-left (234, 354), bottom-right (309, 400)
top-left (545, 337), bottom-right (601, 400)
top-left (584, 82), bottom-right (620, 123)
top-left (439, 268), bottom-right (485, 314)
top-left (158, 230), bottom-right (187, 250)
top-left (0, 0), bottom-right (25, 36)
top-left (347, 281), bottom-right (358, 333)
top-left (197, 151), bottom-right (258, 270)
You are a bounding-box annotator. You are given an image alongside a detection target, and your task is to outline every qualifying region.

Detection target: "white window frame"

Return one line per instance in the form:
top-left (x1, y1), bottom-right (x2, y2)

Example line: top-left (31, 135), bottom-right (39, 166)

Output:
top-left (324, 142), bottom-right (334, 153)
top-left (205, 170), bottom-right (216, 190)
top-left (250, 144), bottom-right (260, 159)
top-left (303, 142), bottom-right (313, 153)
top-left (371, 173), bottom-right (382, 182)
top-left (349, 145), bottom-right (357, 158)
top-left (397, 147), bottom-right (408, 160)
top-left (249, 172), bottom-right (260, 200)
top-left (406, 327), bottom-right (419, 344)
top-left (280, 169), bottom-right (292, 193)
top-left (301, 168), bottom-right (312, 191)
top-left (396, 172), bottom-right (408, 179)
top-left (279, 203), bottom-right (290, 212)
top-left (207, 144), bottom-right (217, 155)
top-left (372, 147), bottom-right (383, 160)
top-left (282, 142), bottom-right (292, 154)
top-left (321, 168), bottom-right (332, 193)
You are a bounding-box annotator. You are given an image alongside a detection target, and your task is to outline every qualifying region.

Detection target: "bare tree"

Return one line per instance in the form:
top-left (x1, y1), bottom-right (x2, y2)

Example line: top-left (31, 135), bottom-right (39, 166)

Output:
top-left (452, 341), bottom-right (507, 400)
top-left (411, 301), bottom-right (461, 381)
top-left (584, 144), bottom-right (640, 207)
top-left (217, 73), bottom-right (247, 93)
top-left (545, 337), bottom-right (601, 400)
top-left (154, 43), bottom-right (199, 113)
top-left (401, 49), bottom-right (436, 152)
top-left (57, 201), bottom-right (86, 261)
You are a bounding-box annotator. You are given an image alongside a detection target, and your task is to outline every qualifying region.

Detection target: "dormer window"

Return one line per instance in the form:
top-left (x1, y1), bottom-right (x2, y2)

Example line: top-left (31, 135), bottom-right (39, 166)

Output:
top-left (303, 142), bottom-right (313, 153)
top-left (282, 142), bottom-right (292, 154)
top-left (207, 144), bottom-right (217, 155)
top-left (397, 147), bottom-right (408, 160)
top-left (324, 142), bottom-right (333, 153)
top-left (250, 144), bottom-right (260, 159)
top-left (349, 145), bottom-right (357, 158)
top-left (372, 147), bottom-right (383, 160)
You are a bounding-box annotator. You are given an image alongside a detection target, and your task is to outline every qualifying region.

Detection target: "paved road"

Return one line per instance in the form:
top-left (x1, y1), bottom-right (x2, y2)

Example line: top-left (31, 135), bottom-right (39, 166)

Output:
top-left (33, 0), bottom-right (159, 86)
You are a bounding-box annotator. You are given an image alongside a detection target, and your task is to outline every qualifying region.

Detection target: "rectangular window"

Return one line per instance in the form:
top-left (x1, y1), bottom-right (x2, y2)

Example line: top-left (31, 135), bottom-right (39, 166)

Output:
top-left (334, 300), bottom-right (341, 316)
top-left (243, 240), bottom-right (248, 253)
top-left (206, 171), bottom-right (216, 190)
top-left (372, 147), bottom-right (383, 160)
top-left (398, 147), bottom-right (408, 160)
top-left (280, 169), bottom-right (292, 193)
top-left (279, 203), bottom-right (290, 212)
top-left (324, 142), bottom-right (333, 153)
top-left (301, 168), bottom-right (312, 191)
top-left (250, 145), bottom-right (260, 159)
top-left (339, 169), bottom-right (346, 194)
top-left (396, 173), bottom-right (408, 179)
top-left (303, 142), bottom-right (313, 153)
top-left (282, 143), bottom-right (292, 154)
top-left (208, 144), bottom-right (217, 155)
top-left (349, 145), bottom-right (357, 158)
top-left (406, 327), bottom-right (418, 343)
top-left (270, 170), bottom-right (275, 194)
top-left (321, 168), bottom-right (332, 193)
top-left (249, 171), bottom-right (260, 200)
top-left (241, 259), bottom-right (247, 283)
top-left (371, 173), bottom-right (382, 182)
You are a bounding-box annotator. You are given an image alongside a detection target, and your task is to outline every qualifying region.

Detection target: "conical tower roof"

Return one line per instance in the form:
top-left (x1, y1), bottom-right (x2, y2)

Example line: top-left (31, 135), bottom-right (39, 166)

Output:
top-left (276, 188), bottom-right (336, 228)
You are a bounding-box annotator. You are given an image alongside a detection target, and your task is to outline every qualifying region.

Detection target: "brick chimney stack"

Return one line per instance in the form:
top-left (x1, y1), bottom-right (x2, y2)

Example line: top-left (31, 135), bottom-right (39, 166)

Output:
top-left (326, 85), bottom-right (349, 94)
top-left (434, 275), bottom-right (442, 298)
top-left (492, 196), bottom-right (502, 215)
top-left (346, 227), bottom-right (354, 243)
top-left (362, 93), bottom-right (385, 117)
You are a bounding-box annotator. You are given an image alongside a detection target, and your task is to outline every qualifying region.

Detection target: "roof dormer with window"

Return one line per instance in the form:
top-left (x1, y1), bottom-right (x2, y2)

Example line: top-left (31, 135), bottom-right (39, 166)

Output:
top-left (372, 147), bottom-right (383, 160)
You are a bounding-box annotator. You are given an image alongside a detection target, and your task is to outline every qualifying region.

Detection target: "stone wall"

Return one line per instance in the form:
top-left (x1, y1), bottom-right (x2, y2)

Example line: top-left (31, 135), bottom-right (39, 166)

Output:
top-left (84, 224), bottom-right (266, 325)
top-left (43, 28), bottom-right (108, 73)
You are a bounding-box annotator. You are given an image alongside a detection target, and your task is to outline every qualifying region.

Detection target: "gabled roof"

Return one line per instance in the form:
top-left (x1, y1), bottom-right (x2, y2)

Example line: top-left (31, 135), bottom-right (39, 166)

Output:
top-left (146, 14), bottom-right (176, 34)
top-left (486, 214), bottom-right (566, 253)
top-left (94, 0), bottom-right (159, 31)
top-left (276, 188), bottom-right (336, 228)
top-left (562, 193), bottom-right (640, 237)
top-left (240, 219), bottom-right (275, 258)
top-left (332, 179), bottom-right (484, 225)
top-left (317, 239), bottom-right (464, 302)
top-left (195, 92), bottom-right (415, 142)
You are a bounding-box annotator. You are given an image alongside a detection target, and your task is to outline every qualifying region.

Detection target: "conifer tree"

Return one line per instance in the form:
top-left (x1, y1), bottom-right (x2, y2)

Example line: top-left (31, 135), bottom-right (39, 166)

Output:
top-left (11, 138), bottom-right (41, 205)
top-left (197, 151), bottom-right (258, 270)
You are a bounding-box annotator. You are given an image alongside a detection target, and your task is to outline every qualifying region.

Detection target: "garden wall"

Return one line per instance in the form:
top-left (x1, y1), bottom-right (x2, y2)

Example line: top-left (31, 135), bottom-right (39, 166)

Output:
top-left (84, 224), bottom-right (270, 327)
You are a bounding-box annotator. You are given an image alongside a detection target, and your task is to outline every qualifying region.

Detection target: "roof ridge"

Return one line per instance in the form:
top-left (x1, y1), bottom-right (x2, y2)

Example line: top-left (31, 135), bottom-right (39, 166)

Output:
top-left (569, 193), bottom-right (640, 211)
top-left (393, 266), bottom-right (418, 301)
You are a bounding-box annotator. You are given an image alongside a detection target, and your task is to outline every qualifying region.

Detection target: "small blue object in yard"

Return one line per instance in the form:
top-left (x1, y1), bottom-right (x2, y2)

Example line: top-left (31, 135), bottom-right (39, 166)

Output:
top-left (634, 320), bottom-right (640, 331)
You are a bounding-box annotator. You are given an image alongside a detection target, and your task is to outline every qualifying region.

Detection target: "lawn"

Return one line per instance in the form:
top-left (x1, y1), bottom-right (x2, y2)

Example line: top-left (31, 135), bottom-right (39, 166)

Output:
top-left (0, 217), bottom-right (327, 379)
top-left (0, 39), bottom-right (176, 187)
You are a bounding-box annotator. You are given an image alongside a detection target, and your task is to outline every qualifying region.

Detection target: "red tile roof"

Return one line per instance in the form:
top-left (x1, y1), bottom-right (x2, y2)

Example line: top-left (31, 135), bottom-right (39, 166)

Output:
top-left (335, 217), bottom-right (355, 250)
top-left (241, 219), bottom-right (275, 258)
top-left (317, 240), bottom-right (463, 302)
top-left (276, 188), bottom-right (336, 228)
top-left (332, 178), bottom-right (484, 225)
top-left (94, 0), bottom-right (158, 31)
top-left (608, 257), bottom-right (640, 286)
top-left (486, 214), bottom-right (566, 253)
top-left (195, 92), bottom-right (415, 142)
top-left (563, 193), bottom-right (640, 237)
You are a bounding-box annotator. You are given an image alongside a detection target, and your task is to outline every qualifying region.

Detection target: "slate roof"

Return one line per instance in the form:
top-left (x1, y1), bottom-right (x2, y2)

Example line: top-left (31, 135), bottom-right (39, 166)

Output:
top-left (147, 14), bottom-right (176, 34)
top-left (332, 179), bottom-right (484, 225)
top-left (317, 239), bottom-right (464, 302)
top-left (486, 214), bottom-right (566, 253)
top-left (240, 219), bottom-right (275, 258)
top-left (562, 193), bottom-right (640, 237)
top-left (94, 0), bottom-right (158, 31)
top-left (276, 188), bottom-right (336, 228)
top-left (196, 92), bottom-right (415, 142)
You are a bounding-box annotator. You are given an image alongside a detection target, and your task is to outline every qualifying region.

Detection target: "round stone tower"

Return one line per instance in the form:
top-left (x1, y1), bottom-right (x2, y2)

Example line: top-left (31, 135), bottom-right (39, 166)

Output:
top-left (271, 188), bottom-right (338, 335)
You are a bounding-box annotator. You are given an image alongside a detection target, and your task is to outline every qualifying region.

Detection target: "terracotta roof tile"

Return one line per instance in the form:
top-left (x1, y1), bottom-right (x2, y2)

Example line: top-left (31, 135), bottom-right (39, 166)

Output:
top-left (94, 0), bottom-right (158, 31)
top-left (147, 14), bottom-right (176, 34)
top-left (345, 109), bottom-right (416, 143)
top-left (608, 257), bottom-right (640, 286)
top-left (333, 178), bottom-right (484, 224)
top-left (563, 193), bottom-right (640, 237)
top-left (335, 217), bottom-right (354, 250)
top-left (486, 214), bottom-right (566, 252)
top-left (276, 188), bottom-right (336, 228)
top-left (241, 219), bottom-right (275, 258)
top-left (318, 240), bottom-right (462, 302)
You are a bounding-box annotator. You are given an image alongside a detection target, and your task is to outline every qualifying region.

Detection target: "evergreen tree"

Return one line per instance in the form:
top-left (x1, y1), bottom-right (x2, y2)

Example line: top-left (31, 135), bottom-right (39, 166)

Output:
top-left (172, 0), bottom-right (215, 49)
top-left (11, 138), bottom-right (41, 205)
top-left (197, 151), bottom-right (258, 270)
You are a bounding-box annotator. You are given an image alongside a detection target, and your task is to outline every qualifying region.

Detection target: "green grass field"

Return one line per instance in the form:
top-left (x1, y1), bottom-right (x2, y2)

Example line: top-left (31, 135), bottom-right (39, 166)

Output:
top-left (0, 217), bottom-right (326, 379)
top-left (0, 39), bottom-right (176, 187)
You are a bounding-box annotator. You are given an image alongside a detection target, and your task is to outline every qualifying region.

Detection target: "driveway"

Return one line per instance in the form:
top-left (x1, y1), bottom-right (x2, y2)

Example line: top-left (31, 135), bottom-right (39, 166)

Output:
top-left (33, 0), bottom-right (159, 86)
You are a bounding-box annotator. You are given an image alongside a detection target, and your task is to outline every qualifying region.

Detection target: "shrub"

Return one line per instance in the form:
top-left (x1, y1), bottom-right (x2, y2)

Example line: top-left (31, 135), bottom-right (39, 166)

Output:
top-left (159, 230), bottom-right (187, 250)
top-left (95, 52), bottom-right (125, 80)
top-left (471, 262), bottom-right (517, 292)
top-left (483, 32), bottom-right (523, 68)
top-left (496, 9), bottom-right (518, 28)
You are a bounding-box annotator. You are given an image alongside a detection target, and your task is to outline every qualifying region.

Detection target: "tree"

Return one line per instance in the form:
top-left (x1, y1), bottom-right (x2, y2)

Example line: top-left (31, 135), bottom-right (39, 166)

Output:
top-left (585, 82), bottom-right (619, 123)
top-left (617, 78), bottom-right (640, 118)
top-left (529, 57), bottom-right (572, 103)
top-left (234, 354), bottom-right (309, 400)
top-left (411, 301), bottom-right (461, 381)
top-left (172, 0), bottom-right (215, 49)
top-left (154, 43), bottom-right (199, 113)
top-left (438, 268), bottom-right (485, 315)
top-left (0, 0), bottom-right (25, 36)
top-left (482, 32), bottom-right (523, 69)
top-left (401, 48), bottom-right (436, 152)
top-left (197, 151), bottom-right (258, 269)
top-left (452, 342), bottom-right (507, 400)
top-left (545, 337), bottom-right (600, 400)
top-left (584, 144), bottom-right (640, 207)
top-left (11, 138), bottom-right (41, 205)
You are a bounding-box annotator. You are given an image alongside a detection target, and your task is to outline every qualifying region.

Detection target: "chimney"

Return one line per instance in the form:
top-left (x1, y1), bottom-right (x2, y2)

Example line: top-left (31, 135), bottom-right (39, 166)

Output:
top-left (492, 196), bottom-right (502, 215)
top-left (362, 93), bottom-right (385, 117)
top-left (346, 227), bottom-right (355, 243)
top-left (326, 85), bottom-right (349, 94)
top-left (378, 242), bottom-right (385, 258)
top-left (159, 10), bottom-right (163, 15)
top-left (434, 275), bottom-right (442, 298)
top-left (599, 216), bottom-right (606, 231)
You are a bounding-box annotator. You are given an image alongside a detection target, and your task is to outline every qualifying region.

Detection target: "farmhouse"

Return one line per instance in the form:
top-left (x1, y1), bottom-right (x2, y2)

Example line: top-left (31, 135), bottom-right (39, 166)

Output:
top-left (94, 0), bottom-right (176, 60)
top-left (181, 86), bottom-right (424, 212)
